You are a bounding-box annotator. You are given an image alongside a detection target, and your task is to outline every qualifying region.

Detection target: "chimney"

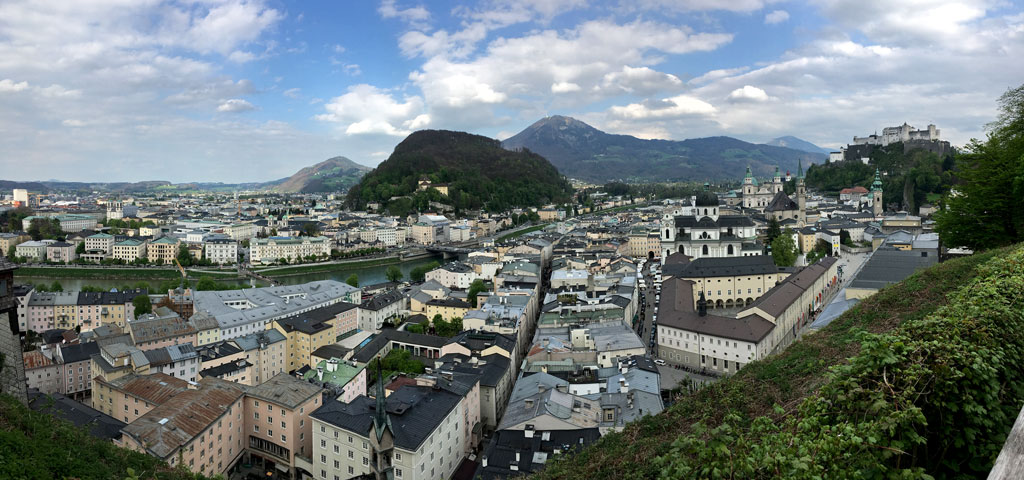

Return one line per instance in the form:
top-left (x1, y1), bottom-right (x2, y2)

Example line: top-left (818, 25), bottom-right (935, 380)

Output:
top-left (481, 456), bottom-right (488, 468)
top-left (317, 366), bottom-right (324, 382)
top-left (619, 378), bottom-right (629, 394)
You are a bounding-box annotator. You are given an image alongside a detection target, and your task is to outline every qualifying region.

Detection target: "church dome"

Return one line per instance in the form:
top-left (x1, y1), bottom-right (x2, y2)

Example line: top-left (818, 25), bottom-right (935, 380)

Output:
top-left (695, 191), bottom-right (719, 207)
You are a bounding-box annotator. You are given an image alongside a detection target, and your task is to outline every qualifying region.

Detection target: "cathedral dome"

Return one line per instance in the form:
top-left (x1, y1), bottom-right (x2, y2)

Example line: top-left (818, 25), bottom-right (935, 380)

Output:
top-left (695, 191), bottom-right (719, 207)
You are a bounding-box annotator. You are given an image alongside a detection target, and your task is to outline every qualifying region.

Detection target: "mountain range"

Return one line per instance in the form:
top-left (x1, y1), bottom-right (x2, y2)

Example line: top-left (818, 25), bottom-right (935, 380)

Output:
top-left (501, 116), bottom-right (824, 183)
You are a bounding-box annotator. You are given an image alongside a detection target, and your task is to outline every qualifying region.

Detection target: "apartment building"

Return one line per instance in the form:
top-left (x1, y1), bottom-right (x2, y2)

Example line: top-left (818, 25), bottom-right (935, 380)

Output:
top-left (46, 241), bottom-right (77, 263)
top-left (112, 238), bottom-right (147, 262)
top-left (147, 236), bottom-right (180, 264)
top-left (249, 236), bottom-right (330, 264)
top-left (16, 240), bottom-right (51, 261)
top-left (243, 374), bottom-right (324, 478)
top-left (85, 233), bottom-right (116, 254)
top-left (311, 374), bottom-right (479, 480)
top-left (204, 236), bottom-right (238, 264)
top-left (272, 316), bottom-right (335, 373)
top-left (118, 378), bottom-right (247, 477)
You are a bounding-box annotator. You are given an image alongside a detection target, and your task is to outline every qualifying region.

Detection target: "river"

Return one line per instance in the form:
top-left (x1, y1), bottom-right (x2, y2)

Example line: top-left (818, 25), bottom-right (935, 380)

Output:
top-left (16, 254), bottom-right (446, 292)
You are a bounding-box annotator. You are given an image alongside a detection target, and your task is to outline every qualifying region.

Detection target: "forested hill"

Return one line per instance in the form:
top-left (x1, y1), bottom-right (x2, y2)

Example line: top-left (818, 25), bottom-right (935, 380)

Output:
top-left (346, 130), bottom-right (573, 215)
top-left (804, 141), bottom-right (955, 213)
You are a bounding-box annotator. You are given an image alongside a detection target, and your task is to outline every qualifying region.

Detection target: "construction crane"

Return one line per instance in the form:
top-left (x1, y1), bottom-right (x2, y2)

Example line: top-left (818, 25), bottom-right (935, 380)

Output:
top-left (172, 258), bottom-right (189, 318)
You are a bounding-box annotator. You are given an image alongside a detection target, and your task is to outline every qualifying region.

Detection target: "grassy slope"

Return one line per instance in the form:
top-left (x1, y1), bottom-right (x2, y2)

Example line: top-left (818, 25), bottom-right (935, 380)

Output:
top-left (0, 394), bottom-right (206, 480)
top-left (531, 246), bottom-right (1012, 479)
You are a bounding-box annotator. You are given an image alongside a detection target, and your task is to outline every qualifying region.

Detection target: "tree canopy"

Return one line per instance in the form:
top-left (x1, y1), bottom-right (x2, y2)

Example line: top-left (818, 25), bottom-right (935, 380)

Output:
top-left (132, 294), bottom-right (152, 315)
top-left (385, 265), bottom-right (403, 283)
top-left (770, 229), bottom-right (798, 267)
top-left (935, 83), bottom-right (1024, 250)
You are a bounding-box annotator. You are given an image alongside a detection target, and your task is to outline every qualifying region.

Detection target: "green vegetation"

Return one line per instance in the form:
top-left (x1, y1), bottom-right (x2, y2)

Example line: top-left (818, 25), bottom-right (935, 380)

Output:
top-left (385, 265), bottom-right (403, 283)
top-left (600, 182), bottom-right (702, 201)
top-left (430, 314), bottom-right (463, 337)
top-left (0, 206), bottom-right (33, 232)
top-left (532, 244), bottom-right (1020, 479)
top-left (132, 294), bottom-right (152, 315)
top-left (368, 349), bottom-right (425, 383)
top-left (27, 218), bottom-right (64, 241)
top-left (770, 228), bottom-right (798, 267)
top-left (936, 84), bottom-right (1024, 251)
top-left (805, 144), bottom-right (953, 214)
top-left (409, 260), bottom-right (440, 283)
top-left (345, 274), bottom-right (359, 287)
top-left (347, 130), bottom-right (573, 214)
top-left (467, 279), bottom-right (486, 307)
top-left (0, 394), bottom-right (211, 480)
top-left (805, 239), bottom-right (834, 264)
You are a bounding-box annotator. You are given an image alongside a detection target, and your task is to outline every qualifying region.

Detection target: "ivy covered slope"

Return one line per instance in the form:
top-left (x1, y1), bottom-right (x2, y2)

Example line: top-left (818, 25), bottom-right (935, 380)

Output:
top-left (346, 130), bottom-right (573, 214)
top-left (532, 244), bottom-right (1024, 480)
top-left (0, 394), bottom-right (208, 480)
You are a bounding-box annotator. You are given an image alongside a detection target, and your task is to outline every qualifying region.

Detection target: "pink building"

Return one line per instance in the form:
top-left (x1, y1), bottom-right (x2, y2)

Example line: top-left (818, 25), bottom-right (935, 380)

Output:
top-left (25, 291), bottom-right (56, 333)
top-left (243, 373), bottom-right (324, 478)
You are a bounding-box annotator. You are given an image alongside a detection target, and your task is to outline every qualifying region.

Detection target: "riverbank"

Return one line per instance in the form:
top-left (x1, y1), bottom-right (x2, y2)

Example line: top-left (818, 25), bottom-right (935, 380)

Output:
top-left (252, 256), bottom-right (405, 277)
top-left (13, 266), bottom-right (242, 280)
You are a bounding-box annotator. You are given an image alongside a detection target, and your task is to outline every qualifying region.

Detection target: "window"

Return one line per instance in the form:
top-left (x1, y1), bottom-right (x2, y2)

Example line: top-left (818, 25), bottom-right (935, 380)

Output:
top-left (254, 412), bottom-right (259, 420)
top-left (334, 460), bottom-right (340, 469)
top-left (395, 453), bottom-right (402, 461)
top-left (362, 457), bottom-right (368, 466)
top-left (281, 420), bottom-right (286, 428)
top-left (320, 455), bottom-right (327, 464)
top-left (254, 425), bottom-right (259, 433)
top-left (348, 450), bottom-right (354, 459)
top-left (321, 439), bottom-right (327, 448)
top-left (254, 400), bottom-right (259, 407)
top-left (396, 468), bottom-right (403, 478)
top-left (281, 434), bottom-right (286, 442)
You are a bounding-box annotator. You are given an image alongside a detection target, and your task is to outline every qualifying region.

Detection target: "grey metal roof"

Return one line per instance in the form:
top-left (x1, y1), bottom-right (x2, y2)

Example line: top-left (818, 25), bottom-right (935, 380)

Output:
top-left (848, 247), bottom-right (938, 291)
top-left (27, 389), bottom-right (127, 441)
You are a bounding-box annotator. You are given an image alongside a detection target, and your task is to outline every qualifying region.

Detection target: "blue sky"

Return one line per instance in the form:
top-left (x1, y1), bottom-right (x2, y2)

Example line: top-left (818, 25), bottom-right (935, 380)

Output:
top-left (1, 0), bottom-right (1022, 182)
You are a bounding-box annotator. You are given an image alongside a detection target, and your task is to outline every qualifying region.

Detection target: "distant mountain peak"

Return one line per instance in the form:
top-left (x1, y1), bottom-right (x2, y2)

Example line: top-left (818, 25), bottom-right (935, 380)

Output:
top-left (266, 156), bottom-right (371, 193)
top-left (765, 136), bottom-right (831, 155)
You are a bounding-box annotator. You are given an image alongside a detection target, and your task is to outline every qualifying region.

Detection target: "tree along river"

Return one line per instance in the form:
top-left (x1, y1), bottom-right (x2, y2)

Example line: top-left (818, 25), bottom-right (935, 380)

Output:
top-left (16, 254), bottom-right (446, 292)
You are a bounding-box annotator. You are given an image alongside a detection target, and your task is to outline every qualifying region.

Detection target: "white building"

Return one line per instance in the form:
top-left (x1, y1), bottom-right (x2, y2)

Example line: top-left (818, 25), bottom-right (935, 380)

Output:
top-left (310, 377), bottom-right (478, 480)
top-left (853, 123), bottom-right (940, 147)
top-left (424, 261), bottom-right (478, 290)
top-left (250, 236), bottom-right (331, 264)
top-left (112, 238), bottom-right (148, 262)
top-left (15, 240), bottom-right (52, 260)
top-left (204, 237), bottom-right (237, 265)
top-left (85, 233), bottom-right (116, 254)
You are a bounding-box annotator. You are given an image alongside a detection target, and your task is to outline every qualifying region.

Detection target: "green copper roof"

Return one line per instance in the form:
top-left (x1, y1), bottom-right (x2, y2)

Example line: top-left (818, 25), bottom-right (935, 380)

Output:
top-left (871, 168), bottom-right (883, 192)
top-left (797, 159), bottom-right (804, 179)
top-left (744, 166), bottom-right (753, 179)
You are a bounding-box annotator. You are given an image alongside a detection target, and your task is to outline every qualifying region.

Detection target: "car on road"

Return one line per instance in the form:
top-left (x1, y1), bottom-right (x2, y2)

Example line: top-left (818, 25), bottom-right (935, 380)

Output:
top-left (654, 359), bottom-right (666, 366)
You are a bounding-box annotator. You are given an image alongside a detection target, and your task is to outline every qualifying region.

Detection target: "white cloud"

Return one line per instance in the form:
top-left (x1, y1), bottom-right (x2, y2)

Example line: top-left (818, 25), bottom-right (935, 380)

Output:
top-left (609, 95), bottom-right (716, 119)
top-left (332, 44), bottom-right (346, 54)
top-left (728, 85), bottom-right (772, 102)
top-left (0, 79), bottom-right (29, 92)
top-left (765, 10), bottom-right (790, 24)
top-left (378, 0), bottom-right (431, 26)
top-left (618, 0), bottom-right (767, 13)
top-left (316, 84), bottom-right (426, 136)
top-left (217, 99), bottom-right (256, 112)
top-left (551, 82), bottom-right (581, 93)
top-left (228, 50), bottom-right (257, 63)
top-left (601, 66), bottom-right (683, 95)
top-left (283, 88), bottom-right (301, 99)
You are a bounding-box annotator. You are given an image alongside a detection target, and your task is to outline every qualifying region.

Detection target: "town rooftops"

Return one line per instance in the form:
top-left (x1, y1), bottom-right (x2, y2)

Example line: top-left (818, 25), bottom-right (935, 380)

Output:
top-left (103, 373), bottom-right (190, 405)
top-left (359, 289), bottom-right (404, 311)
top-left (275, 315), bottom-right (332, 335)
top-left (676, 255), bottom-right (779, 278)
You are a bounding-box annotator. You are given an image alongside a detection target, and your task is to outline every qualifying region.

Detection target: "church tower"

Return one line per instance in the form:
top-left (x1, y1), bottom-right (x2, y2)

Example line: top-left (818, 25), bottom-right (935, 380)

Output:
top-left (369, 357), bottom-right (395, 480)
top-left (796, 160), bottom-right (806, 226)
top-left (772, 166), bottom-right (783, 194)
top-left (742, 166), bottom-right (754, 208)
top-left (871, 168), bottom-right (884, 218)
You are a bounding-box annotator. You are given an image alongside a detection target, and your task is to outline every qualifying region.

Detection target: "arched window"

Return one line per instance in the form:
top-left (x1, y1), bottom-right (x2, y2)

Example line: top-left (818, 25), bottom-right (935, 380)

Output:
top-left (702, 245), bottom-right (709, 256)
top-left (703, 208), bottom-right (708, 215)
top-left (727, 244), bottom-right (734, 255)
top-left (665, 229), bottom-right (670, 237)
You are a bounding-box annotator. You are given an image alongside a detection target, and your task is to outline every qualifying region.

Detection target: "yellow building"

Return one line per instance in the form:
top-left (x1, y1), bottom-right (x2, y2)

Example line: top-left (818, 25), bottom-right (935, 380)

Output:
top-left (271, 316), bottom-right (336, 372)
top-left (146, 236), bottom-right (180, 264)
top-left (189, 311), bottom-right (221, 346)
top-left (425, 298), bottom-right (472, 321)
top-left (673, 255), bottom-right (788, 310)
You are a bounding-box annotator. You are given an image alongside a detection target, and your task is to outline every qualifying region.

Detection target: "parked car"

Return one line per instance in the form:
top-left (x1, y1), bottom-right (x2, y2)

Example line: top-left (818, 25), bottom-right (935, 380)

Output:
top-left (654, 359), bottom-right (666, 366)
